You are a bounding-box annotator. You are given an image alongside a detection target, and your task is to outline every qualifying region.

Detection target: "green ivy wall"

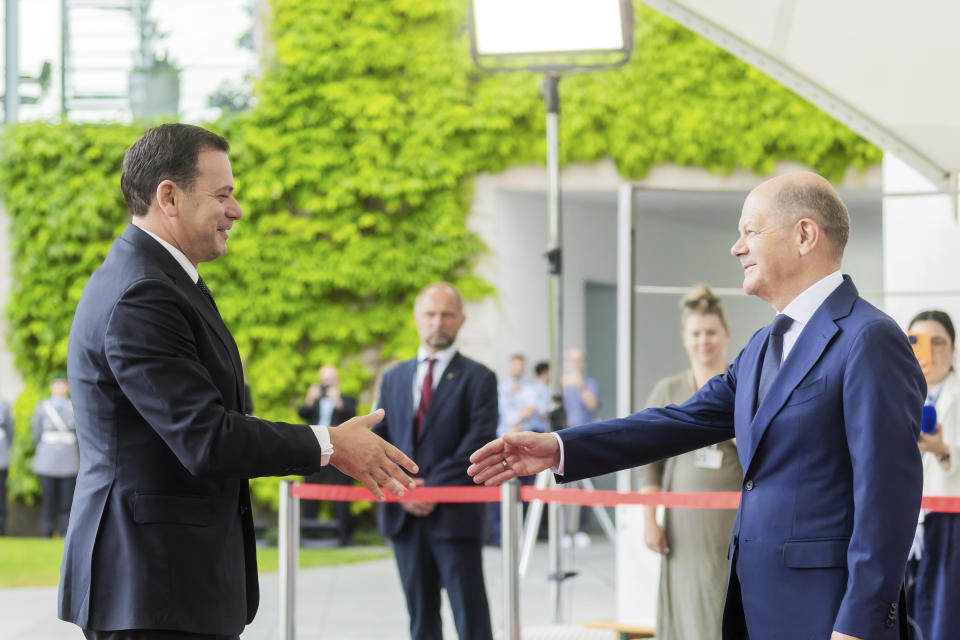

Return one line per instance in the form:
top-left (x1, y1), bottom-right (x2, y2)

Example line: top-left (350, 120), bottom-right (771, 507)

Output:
top-left (0, 0), bottom-right (881, 506)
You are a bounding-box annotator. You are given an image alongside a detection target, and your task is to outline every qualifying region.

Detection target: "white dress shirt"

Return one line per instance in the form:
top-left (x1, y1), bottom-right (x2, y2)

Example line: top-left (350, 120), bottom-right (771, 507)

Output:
top-left (413, 344), bottom-right (458, 408)
top-left (138, 226), bottom-right (333, 464)
top-left (778, 270), bottom-right (844, 364)
top-left (553, 270), bottom-right (845, 475)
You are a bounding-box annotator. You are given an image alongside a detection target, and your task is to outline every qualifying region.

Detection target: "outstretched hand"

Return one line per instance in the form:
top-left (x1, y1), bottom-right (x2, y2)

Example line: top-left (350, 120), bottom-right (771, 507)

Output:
top-left (467, 431), bottom-right (561, 486)
top-left (329, 409), bottom-right (419, 500)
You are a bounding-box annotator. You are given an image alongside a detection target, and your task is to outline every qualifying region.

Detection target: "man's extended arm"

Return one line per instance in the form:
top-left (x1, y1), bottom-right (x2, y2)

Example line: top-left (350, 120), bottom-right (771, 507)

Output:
top-left (104, 278), bottom-right (416, 498)
top-left (471, 355), bottom-right (741, 484)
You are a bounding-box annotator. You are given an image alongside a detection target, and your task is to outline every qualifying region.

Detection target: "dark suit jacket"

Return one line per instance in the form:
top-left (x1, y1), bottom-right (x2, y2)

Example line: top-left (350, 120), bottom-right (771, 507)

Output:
top-left (558, 277), bottom-right (924, 640)
top-left (375, 352), bottom-right (497, 540)
top-left (298, 394), bottom-right (357, 427)
top-left (60, 225), bottom-right (324, 635)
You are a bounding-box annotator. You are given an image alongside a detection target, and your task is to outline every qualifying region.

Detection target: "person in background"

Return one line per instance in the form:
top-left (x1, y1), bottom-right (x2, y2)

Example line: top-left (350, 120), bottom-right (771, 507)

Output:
top-left (375, 282), bottom-right (496, 640)
top-left (906, 310), bottom-right (960, 640)
top-left (298, 364), bottom-right (358, 546)
top-left (528, 361), bottom-right (552, 427)
top-left (31, 374), bottom-right (79, 537)
top-left (490, 354), bottom-right (546, 545)
top-left (0, 395), bottom-right (13, 535)
top-left (634, 284), bottom-right (743, 640)
top-left (562, 346), bottom-right (599, 548)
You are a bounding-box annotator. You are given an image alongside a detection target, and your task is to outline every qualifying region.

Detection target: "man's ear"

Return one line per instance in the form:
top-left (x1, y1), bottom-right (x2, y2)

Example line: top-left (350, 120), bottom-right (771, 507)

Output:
top-left (155, 179), bottom-right (179, 217)
top-left (796, 218), bottom-right (821, 257)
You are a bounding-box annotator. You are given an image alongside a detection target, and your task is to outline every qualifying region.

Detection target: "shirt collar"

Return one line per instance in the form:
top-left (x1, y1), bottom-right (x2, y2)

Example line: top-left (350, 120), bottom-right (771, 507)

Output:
top-left (418, 344), bottom-right (457, 371)
top-left (780, 270), bottom-right (844, 326)
top-left (138, 227), bottom-right (199, 284)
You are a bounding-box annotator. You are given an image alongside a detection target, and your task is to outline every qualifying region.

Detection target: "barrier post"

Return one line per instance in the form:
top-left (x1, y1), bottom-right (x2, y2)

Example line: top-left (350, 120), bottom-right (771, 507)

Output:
top-left (278, 480), bottom-right (300, 640)
top-left (501, 479), bottom-right (522, 639)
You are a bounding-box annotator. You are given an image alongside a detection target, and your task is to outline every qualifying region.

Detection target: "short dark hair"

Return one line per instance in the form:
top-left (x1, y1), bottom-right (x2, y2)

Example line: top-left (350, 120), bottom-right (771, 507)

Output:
top-left (534, 361), bottom-right (550, 376)
top-left (121, 123), bottom-right (229, 217)
top-left (909, 309), bottom-right (956, 346)
top-left (775, 182), bottom-right (850, 259)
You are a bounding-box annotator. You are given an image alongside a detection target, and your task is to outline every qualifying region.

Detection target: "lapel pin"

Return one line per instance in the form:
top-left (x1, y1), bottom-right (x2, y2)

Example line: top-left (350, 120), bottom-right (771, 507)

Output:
top-left (447, 373), bottom-right (454, 379)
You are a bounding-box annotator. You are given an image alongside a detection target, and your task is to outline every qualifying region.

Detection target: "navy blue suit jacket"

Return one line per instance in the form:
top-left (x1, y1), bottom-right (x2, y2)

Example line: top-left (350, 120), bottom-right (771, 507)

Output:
top-left (375, 353), bottom-right (497, 540)
top-left (60, 225), bottom-right (324, 635)
top-left (559, 277), bottom-right (924, 639)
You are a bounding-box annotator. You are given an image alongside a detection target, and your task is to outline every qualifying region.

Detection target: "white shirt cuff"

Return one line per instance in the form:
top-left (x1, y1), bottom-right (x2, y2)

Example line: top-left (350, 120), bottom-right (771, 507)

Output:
top-left (310, 425), bottom-right (334, 466)
top-left (551, 432), bottom-right (565, 475)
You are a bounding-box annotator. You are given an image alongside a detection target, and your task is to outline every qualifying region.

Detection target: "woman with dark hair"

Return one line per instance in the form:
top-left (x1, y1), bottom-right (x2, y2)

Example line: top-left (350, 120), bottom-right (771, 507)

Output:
top-left (633, 285), bottom-right (743, 640)
top-left (907, 310), bottom-right (960, 640)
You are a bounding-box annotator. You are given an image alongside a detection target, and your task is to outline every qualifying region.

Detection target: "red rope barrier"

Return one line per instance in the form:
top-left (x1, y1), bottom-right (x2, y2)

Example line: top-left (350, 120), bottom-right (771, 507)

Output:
top-left (289, 483), bottom-right (960, 513)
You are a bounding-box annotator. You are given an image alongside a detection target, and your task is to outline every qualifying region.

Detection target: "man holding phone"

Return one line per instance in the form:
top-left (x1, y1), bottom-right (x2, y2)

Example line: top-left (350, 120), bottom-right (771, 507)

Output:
top-left (298, 365), bottom-right (358, 545)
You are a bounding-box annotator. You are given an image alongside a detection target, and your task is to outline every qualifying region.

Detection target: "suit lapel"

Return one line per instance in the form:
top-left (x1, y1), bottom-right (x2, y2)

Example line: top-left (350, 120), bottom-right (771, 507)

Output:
top-left (417, 352), bottom-right (464, 442)
top-left (744, 277), bottom-right (857, 468)
top-left (396, 360), bottom-right (418, 453)
top-left (123, 225), bottom-right (247, 411)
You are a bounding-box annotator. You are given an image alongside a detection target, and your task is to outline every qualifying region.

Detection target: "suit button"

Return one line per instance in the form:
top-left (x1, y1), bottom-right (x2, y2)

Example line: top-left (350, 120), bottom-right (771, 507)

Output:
top-left (744, 480), bottom-right (755, 491)
top-left (885, 618), bottom-right (895, 628)
top-left (891, 602), bottom-right (898, 611)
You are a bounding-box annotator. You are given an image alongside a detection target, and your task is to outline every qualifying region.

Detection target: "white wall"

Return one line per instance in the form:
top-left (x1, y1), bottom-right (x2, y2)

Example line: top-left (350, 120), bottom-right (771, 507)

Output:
top-left (882, 154), bottom-right (960, 329)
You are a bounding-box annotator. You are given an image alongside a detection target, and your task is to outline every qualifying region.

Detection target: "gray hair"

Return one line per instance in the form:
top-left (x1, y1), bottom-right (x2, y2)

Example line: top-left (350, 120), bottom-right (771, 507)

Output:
top-left (774, 182), bottom-right (850, 259)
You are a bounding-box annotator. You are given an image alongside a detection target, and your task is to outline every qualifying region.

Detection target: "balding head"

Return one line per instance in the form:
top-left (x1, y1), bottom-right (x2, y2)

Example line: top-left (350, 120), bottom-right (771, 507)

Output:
top-left (414, 282), bottom-right (466, 353)
top-left (732, 172), bottom-right (848, 310)
top-left (761, 172), bottom-right (850, 260)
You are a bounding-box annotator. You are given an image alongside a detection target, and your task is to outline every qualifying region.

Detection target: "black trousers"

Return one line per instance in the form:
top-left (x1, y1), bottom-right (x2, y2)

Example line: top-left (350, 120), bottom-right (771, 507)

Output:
top-left (84, 630), bottom-right (239, 640)
top-left (302, 467), bottom-right (354, 545)
top-left (37, 474), bottom-right (76, 537)
top-left (0, 468), bottom-right (7, 534)
top-left (392, 517), bottom-right (492, 640)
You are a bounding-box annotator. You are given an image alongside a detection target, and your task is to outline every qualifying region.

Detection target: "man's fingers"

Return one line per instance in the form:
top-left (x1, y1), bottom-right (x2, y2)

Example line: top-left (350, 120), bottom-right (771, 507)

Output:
top-left (467, 459), bottom-right (504, 484)
top-left (482, 468), bottom-right (515, 486)
top-left (469, 438), bottom-right (505, 464)
top-left (351, 408), bottom-right (385, 430)
top-left (385, 443), bottom-right (419, 477)
top-left (360, 474), bottom-right (385, 501)
top-left (381, 476), bottom-right (410, 499)
top-left (467, 452), bottom-right (508, 478)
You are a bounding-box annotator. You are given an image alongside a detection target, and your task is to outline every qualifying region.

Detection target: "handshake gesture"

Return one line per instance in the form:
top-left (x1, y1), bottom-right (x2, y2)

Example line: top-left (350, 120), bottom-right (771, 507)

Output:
top-left (467, 431), bottom-right (562, 485)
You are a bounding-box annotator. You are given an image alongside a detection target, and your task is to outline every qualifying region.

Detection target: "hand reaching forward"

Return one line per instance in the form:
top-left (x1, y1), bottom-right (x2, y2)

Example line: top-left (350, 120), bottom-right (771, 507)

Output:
top-left (468, 431), bottom-right (560, 485)
top-left (329, 409), bottom-right (419, 501)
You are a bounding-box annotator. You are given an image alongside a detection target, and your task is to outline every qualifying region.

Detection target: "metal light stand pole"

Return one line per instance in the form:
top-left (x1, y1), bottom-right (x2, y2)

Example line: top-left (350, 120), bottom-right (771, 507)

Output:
top-left (278, 480), bottom-right (300, 640)
top-left (4, 0), bottom-right (19, 124)
top-left (542, 72), bottom-right (574, 625)
top-left (501, 480), bottom-right (522, 640)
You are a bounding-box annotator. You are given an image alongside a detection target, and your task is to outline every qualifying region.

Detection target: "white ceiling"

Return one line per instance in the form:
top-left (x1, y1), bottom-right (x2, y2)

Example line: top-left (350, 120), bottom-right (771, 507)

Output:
top-left (643, 0), bottom-right (960, 192)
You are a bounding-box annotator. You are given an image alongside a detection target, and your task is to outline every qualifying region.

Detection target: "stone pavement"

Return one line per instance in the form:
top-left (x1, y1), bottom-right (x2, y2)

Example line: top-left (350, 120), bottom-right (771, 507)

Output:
top-left (2, 539), bottom-right (628, 639)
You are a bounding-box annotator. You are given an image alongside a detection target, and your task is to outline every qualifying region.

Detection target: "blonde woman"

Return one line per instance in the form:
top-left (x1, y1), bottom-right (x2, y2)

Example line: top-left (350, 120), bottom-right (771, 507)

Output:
top-left (634, 285), bottom-right (742, 640)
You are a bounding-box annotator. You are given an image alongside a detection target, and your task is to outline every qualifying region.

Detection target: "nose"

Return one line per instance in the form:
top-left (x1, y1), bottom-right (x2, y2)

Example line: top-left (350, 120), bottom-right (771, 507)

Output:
top-left (731, 235), bottom-right (745, 257)
top-left (228, 196), bottom-right (242, 220)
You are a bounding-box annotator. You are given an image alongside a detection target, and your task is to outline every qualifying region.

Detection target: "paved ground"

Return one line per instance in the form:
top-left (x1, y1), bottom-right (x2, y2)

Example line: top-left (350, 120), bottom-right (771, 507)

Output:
top-left (2, 539), bottom-right (628, 640)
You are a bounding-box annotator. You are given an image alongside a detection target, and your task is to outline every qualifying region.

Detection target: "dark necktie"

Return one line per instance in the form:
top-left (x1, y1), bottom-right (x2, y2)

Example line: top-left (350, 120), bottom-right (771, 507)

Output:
top-left (757, 313), bottom-right (794, 407)
top-left (416, 357), bottom-right (436, 437)
top-left (196, 275), bottom-right (219, 313)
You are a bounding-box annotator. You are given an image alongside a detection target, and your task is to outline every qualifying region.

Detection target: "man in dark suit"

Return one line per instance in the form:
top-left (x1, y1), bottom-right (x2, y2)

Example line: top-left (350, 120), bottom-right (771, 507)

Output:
top-left (470, 172), bottom-right (925, 640)
top-left (60, 123), bottom-right (418, 640)
top-left (376, 282), bottom-right (497, 640)
top-left (298, 364), bottom-right (358, 545)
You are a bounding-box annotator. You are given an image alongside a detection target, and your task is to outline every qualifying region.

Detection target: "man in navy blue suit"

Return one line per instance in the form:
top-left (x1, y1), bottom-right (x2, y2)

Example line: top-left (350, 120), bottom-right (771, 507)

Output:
top-left (470, 172), bottom-right (925, 640)
top-left (59, 124), bottom-right (418, 640)
top-left (376, 282), bottom-right (497, 640)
